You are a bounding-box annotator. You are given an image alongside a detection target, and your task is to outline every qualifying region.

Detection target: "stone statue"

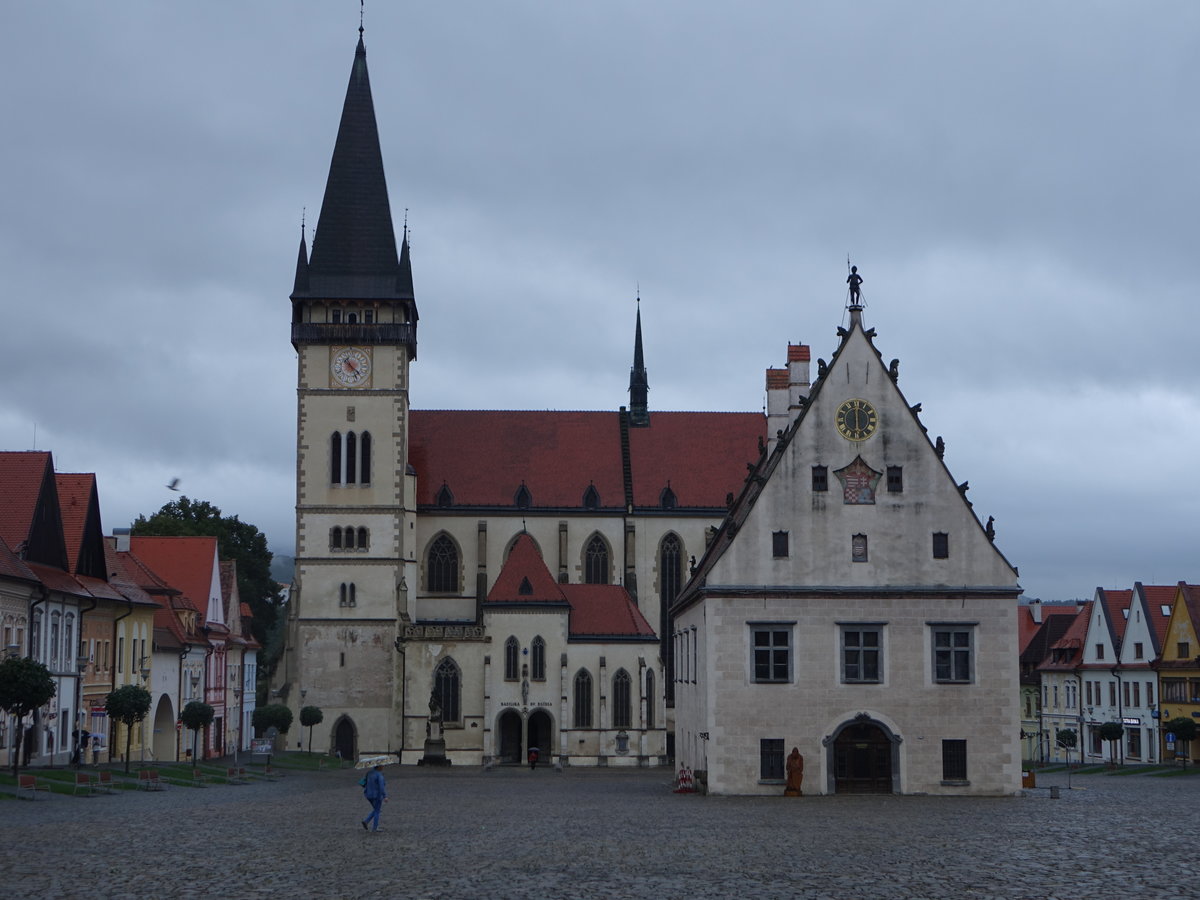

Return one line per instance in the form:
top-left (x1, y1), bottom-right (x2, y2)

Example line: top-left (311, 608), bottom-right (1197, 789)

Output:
top-left (784, 747), bottom-right (804, 796)
top-left (847, 266), bottom-right (863, 304)
top-left (985, 516), bottom-right (996, 541)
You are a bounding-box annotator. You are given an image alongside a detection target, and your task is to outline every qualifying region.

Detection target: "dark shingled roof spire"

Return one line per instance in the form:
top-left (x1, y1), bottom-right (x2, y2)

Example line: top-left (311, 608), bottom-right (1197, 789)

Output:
top-left (292, 223), bottom-right (309, 295)
top-left (628, 295), bottom-right (649, 426)
top-left (299, 32), bottom-right (404, 302)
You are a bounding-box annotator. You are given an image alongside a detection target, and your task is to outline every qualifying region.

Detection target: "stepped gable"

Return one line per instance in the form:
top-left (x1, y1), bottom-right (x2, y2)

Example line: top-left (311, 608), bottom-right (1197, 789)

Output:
top-left (410, 410), bottom-right (762, 509)
top-left (677, 312), bottom-right (1019, 608)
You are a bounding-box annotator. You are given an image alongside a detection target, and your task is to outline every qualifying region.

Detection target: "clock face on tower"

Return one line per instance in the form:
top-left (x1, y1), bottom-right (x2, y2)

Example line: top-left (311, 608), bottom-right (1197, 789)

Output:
top-left (836, 398), bottom-right (878, 441)
top-left (330, 346), bottom-right (372, 388)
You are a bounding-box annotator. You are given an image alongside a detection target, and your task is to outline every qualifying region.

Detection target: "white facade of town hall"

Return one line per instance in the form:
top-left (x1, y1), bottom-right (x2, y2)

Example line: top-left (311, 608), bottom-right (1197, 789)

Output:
top-left (673, 310), bottom-right (1023, 795)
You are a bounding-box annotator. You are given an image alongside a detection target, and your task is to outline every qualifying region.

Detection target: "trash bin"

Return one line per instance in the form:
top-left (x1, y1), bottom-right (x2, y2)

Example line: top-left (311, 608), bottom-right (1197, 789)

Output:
top-left (1021, 770), bottom-right (1036, 788)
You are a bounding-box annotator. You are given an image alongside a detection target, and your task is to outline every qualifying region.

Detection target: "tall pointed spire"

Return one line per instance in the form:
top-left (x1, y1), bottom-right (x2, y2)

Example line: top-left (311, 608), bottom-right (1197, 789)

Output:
top-left (292, 219), bottom-right (310, 296)
top-left (628, 294), bottom-right (649, 427)
top-left (299, 31), bottom-right (405, 304)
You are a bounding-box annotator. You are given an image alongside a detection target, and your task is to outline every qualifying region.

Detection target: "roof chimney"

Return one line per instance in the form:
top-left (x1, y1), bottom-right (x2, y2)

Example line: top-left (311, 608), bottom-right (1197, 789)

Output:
top-left (766, 343), bottom-right (811, 452)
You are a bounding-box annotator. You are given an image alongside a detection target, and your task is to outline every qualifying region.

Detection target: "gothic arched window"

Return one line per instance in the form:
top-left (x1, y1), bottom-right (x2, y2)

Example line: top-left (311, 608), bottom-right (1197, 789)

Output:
top-left (345, 431), bottom-right (357, 484)
top-left (434, 657), bottom-right (461, 725)
top-left (645, 669), bottom-right (655, 730)
top-left (504, 637), bottom-right (520, 681)
top-left (573, 670), bottom-right (593, 728)
top-left (612, 669), bottom-right (632, 728)
top-left (584, 534), bottom-right (610, 585)
top-left (331, 432), bottom-right (342, 484)
top-left (427, 534), bottom-right (458, 593)
top-left (531, 636), bottom-right (546, 681)
top-left (659, 533), bottom-right (682, 693)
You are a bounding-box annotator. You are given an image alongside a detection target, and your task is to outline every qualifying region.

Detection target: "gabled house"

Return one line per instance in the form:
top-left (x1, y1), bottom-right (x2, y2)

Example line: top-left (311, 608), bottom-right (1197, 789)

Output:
top-left (1115, 582), bottom-right (1176, 763)
top-left (128, 536), bottom-right (228, 760)
top-left (673, 302), bottom-right (1022, 795)
top-left (1037, 602), bottom-right (1092, 763)
top-left (220, 559), bottom-right (258, 757)
top-left (1078, 588), bottom-right (1131, 762)
top-left (1157, 582), bottom-right (1200, 764)
top-left (1018, 602), bottom-right (1078, 762)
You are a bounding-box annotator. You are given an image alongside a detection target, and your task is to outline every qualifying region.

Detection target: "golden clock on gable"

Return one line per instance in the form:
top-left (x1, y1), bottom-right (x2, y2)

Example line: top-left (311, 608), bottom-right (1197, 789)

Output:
top-left (835, 398), bottom-right (878, 441)
top-left (330, 346), bottom-right (372, 388)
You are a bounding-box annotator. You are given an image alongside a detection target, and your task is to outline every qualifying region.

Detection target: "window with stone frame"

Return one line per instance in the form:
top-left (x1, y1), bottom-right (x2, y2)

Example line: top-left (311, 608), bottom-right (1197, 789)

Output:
top-left (531, 636), bottom-right (546, 681)
top-left (504, 637), bottom-right (520, 681)
top-left (941, 739), bottom-right (968, 781)
top-left (932, 532), bottom-right (949, 559)
top-left (750, 624), bottom-right (792, 683)
top-left (812, 465), bottom-right (828, 492)
top-left (584, 534), bottom-right (610, 585)
top-left (886, 466), bottom-right (903, 493)
top-left (427, 534), bottom-right (459, 593)
top-left (433, 657), bottom-right (461, 725)
top-left (573, 670), bottom-right (593, 727)
top-left (841, 625), bottom-right (883, 683)
top-left (612, 669), bottom-right (632, 728)
top-left (1127, 727), bottom-right (1142, 758)
top-left (932, 625), bottom-right (973, 684)
top-left (772, 530), bottom-right (789, 558)
top-left (760, 738), bottom-right (785, 781)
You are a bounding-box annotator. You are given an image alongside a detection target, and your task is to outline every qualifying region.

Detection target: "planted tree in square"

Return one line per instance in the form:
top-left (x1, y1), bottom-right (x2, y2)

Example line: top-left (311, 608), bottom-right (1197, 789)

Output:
top-left (0, 657), bottom-right (55, 777)
top-left (105, 684), bottom-right (152, 773)
top-left (300, 705), bottom-right (324, 754)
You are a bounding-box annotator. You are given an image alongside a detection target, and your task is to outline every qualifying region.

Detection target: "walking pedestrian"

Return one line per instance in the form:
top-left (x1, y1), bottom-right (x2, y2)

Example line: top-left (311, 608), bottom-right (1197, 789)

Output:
top-left (528, 746), bottom-right (539, 771)
top-left (360, 764), bottom-right (387, 832)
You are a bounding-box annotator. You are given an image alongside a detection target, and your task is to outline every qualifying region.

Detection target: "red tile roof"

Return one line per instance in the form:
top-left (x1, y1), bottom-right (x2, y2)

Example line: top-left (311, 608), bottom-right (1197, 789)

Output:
top-left (485, 533), bottom-right (655, 639)
top-left (1038, 602), bottom-right (1093, 672)
top-left (55, 473), bottom-right (96, 575)
top-left (410, 410), bottom-right (763, 509)
top-left (0, 536), bottom-right (37, 582)
top-left (0, 451), bottom-right (52, 549)
top-left (1097, 588), bottom-right (1133, 643)
top-left (129, 536), bottom-right (220, 623)
top-left (1136, 583), bottom-right (1180, 647)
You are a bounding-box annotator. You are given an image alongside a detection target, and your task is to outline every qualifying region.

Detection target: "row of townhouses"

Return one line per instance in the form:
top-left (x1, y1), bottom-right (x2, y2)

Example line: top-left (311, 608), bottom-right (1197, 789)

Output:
top-left (0, 451), bottom-right (259, 767)
top-left (1018, 586), bottom-right (1200, 766)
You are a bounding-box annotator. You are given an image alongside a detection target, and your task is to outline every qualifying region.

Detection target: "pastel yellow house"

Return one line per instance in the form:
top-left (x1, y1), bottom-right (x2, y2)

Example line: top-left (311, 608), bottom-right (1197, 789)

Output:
top-left (1157, 582), bottom-right (1200, 765)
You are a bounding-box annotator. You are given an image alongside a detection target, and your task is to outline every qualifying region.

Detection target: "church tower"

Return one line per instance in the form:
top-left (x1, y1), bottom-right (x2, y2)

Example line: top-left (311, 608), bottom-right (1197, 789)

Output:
top-left (284, 29), bottom-right (417, 758)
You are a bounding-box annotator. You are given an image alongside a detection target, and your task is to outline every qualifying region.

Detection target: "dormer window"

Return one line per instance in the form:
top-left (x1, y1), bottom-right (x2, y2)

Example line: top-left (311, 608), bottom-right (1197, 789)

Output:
top-left (436, 483), bottom-right (454, 508)
top-left (583, 484), bottom-right (600, 510)
top-left (660, 484), bottom-right (677, 509)
top-left (519, 576), bottom-right (534, 596)
top-left (515, 483), bottom-right (532, 509)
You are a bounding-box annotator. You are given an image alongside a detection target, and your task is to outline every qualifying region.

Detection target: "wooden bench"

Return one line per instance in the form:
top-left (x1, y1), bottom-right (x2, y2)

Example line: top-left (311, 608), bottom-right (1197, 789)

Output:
top-left (73, 772), bottom-right (97, 796)
top-left (192, 768), bottom-right (210, 786)
top-left (137, 769), bottom-right (167, 791)
top-left (261, 765), bottom-right (282, 781)
top-left (225, 767), bottom-right (249, 785)
top-left (17, 774), bottom-right (51, 800)
top-left (96, 770), bottom-right (118, 793)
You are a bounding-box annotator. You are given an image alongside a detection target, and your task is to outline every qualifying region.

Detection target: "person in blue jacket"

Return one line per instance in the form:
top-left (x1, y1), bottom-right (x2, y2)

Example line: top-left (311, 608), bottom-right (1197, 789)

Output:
top-left (361, 765), bottom-right (387, 832)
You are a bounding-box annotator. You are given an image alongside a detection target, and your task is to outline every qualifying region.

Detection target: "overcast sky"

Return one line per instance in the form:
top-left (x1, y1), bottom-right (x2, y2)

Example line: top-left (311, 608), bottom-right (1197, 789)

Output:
top-left (2, 2), bottom-right (1196, 603)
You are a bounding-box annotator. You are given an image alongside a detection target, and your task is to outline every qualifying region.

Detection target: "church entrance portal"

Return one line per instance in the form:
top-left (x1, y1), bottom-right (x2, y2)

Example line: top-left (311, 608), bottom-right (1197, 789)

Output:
top-left (527, 710), bottom-right (552, 762)
top-left (832, 721), bottom-right (895, 793)
top-left (497, 710), bottom-right (522, 764)
top-left (333, 717), bottom-right (356, 762)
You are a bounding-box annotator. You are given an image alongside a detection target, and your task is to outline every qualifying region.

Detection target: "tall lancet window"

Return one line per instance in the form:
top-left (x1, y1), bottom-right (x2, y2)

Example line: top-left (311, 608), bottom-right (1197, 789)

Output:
top-left (584, 534), bottom-right (610, 585)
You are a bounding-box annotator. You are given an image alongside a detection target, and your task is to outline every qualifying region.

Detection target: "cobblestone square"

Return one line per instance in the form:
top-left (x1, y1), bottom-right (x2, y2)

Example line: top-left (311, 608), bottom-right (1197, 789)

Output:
top-left (1, 765), bottom-right (1195, 899)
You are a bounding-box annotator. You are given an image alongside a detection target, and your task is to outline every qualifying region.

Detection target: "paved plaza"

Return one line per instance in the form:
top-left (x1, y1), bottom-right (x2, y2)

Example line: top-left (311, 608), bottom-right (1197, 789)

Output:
top-left (1, 764), bottom-right (1195, 899)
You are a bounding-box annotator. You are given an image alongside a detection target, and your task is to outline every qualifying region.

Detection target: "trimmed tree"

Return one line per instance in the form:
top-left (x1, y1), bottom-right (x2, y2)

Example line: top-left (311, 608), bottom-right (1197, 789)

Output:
top-left (1164, 716), bottom-right (1197, 766)
top-left (180, 700), bottom-right (215, 763)
top-left (0, 657), bottom-right (56, 777)
top-left (1098, 721), bottom-right (1124, 766)
top-left (1055, 728), bottom-right (1078, 766)
top-left (252, 703), bottom-right (294, 744)
top-left (105, 685), bottom-right (152, 773)
top-left (300, 705), bottom-right (324, 754)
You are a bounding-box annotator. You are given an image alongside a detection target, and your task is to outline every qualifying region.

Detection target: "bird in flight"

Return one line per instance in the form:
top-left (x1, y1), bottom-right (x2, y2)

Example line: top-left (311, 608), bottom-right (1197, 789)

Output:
top-left (166, 478), bottom-right (181, 491)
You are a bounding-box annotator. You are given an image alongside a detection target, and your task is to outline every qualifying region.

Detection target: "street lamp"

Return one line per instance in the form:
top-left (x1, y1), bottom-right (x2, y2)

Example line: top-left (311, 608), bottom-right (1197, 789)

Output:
top-left (74, 655), bottom-right (88, 768)
top-left (232, 687), bottom-right (242, 765)
top-left (189, 670), bottom-right (201, 762)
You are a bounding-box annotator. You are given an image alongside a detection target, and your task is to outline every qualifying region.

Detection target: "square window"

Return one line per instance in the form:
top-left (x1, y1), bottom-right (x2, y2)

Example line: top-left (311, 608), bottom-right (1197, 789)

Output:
top-left (772, 530), bottom-right (789, 558)
top-left (932, 532), bottom-right (949, 559)
top-left (852, 533), bottom-right (868, 563)
top-left (1179, 641), bottom-right (1191, 659)
top-left (942, 739), bottom-right (967, 781)
top-left (760, 738), bottom-right (785, 780)
top-left (812, 466), bottom-right (828, 492)
top-left (932, 626), bottom-right (973, 683)
top-left (841, 626), bottom-right (882, 683)
top-left (751, 625), bottom-right (792, 683)
top-left (886, 466), bottom-right (903, 493)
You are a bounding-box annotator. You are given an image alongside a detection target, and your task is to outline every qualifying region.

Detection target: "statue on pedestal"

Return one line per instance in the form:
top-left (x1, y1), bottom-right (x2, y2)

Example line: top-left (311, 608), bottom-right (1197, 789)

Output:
top-left (784, 747), bottom-right (804, 797)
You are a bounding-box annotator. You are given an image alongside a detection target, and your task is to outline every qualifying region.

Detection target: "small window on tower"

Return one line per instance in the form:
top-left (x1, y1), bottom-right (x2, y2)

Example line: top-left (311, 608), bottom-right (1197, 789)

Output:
top-left (331, 527), bottom-right (343, 550)
top-left (887, 466), bottom-right (903, 493)
top-left (932, 532), bottom-right (949, 559)
top-left (772, 531), bottom-right (789, 558)
top-left (812, 465), bottom-right (828, 492)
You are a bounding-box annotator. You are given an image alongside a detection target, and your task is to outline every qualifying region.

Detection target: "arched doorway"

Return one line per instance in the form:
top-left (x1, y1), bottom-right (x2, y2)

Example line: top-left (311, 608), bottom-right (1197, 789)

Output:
top-left (151, 695), bottom-right (176, 762)
top-left (528, 710), bottom-right (553, 763)
top-left (497, 710), bottom-right (522, 764)
top-left (828, 717), bottom-right (898, 794)
top-left (333, 716), bottom-right (356, 762)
